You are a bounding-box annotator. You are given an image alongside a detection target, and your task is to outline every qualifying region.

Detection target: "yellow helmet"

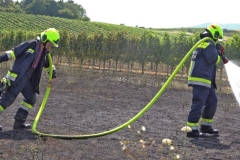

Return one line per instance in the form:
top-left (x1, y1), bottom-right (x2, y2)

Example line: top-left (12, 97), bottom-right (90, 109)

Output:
top-left (206, 24), bottom-right (223, 40)
top-left (40, 28), bottom-right (60, 47)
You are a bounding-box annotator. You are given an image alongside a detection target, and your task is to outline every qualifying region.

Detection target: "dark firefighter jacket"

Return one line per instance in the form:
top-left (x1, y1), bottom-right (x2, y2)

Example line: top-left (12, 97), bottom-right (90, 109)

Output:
top-left (0, 39), bottom-right (56, 94)
top-left (188, 40), bottom-right (221, 88)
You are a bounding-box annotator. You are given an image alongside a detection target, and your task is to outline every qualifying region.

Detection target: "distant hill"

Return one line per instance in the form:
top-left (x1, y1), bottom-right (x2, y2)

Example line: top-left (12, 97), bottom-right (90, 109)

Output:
top-left (190, 23), bottom-right (240, 30)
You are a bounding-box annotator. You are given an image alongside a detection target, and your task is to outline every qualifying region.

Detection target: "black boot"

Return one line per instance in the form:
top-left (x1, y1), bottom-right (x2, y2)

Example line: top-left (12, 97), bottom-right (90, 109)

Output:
top-left (0, 125), bottom-right (2, 131)
top-left (187, 129), bottom-right (207, 138)
top-left (13, 108), bottom-right (31, 130)
top-left (200, 125), bottom-right (219, 135)
top-left (13, 121), bottom-right (31, 130)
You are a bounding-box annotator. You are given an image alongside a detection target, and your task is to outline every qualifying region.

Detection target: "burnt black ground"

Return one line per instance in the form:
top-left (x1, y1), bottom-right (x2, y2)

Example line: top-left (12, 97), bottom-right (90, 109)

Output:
top-left (0, 66), bottom-right (240, 160)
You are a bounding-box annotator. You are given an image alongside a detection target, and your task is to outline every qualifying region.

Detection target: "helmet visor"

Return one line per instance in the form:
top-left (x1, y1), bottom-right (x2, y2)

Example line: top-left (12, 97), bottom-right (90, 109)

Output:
top-left (52, 39), bottom-right (59, 47)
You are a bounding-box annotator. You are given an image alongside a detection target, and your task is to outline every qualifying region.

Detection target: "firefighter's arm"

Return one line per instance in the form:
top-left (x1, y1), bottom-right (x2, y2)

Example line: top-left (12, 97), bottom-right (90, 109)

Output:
top-left (0, 41), bottom-right (36, 63)
top-left (0, 50), bottom-right (15, 63)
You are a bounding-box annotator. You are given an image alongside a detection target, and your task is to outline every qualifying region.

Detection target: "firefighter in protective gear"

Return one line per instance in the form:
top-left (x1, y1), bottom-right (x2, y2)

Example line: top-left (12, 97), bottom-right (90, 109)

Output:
top-left (0, 28), bottom-right (59, 131)
top-left (186, 24), bottom-right (224, 138)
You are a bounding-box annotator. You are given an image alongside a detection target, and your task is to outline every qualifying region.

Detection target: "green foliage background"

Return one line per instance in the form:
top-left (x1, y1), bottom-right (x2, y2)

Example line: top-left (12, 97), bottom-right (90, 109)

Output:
top-left (0, 11), bottom-right (240, 78)
top-left (0, 0), bottom-right (89, 20)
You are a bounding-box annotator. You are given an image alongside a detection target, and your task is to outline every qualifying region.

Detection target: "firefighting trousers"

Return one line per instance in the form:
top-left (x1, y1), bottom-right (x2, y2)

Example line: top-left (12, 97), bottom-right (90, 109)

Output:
top-left (187, 85), bottom-right (218, 123)
top-left (0, 68), bottom-right (36, 111)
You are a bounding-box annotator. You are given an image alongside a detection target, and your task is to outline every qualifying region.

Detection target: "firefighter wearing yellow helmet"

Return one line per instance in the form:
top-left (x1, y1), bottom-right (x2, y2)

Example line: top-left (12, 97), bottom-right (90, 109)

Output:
top-left (0, 28), bottom-right (60, 131)
top-left (186, 23), bottom-right (227, 138)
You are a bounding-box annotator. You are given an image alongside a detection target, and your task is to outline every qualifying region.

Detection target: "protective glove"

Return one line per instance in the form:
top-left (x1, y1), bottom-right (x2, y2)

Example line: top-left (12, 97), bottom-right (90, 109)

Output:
top-left (216, 43), bottom-right (225, 56)
top-left (0, 77), bottom-right (11, 93)
top-left (216, 43), bottom-right (229, 64)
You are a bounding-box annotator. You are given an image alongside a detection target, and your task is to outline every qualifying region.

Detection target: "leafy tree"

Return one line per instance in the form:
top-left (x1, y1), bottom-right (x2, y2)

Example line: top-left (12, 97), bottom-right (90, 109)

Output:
top-left (57, 0), bottom-right (64, 9)
top-left (58, 8), bottom-right (75, 19)
top-left (21, 0), bottom-right (33, 8)
top-left (63, 2), bottom-right (88, 20)
top-left (0, 0), bottom-right (90, 21)
top-left (161, 32), bottom-right (171, 75)
top-left (226, 34), bottom-right (240, 60)
top-left (113, 31), bottom-right (127, 70)
top-left (137, 31), bottom-right (149, 75)
top-left (57, 30), bottom-right (69, 64)
top-left (174, 32), bottom-right (189, 76)
top-left (127, 36), bottom-right (139, 72)
top-left (45, 0), bottom-right (59, 16)
top-left (75, 32), bottom-right (89, 67)
top-left (68, 34), bottom-right (77, 66)
top-left (100, 33), bottom-right (112, 70)
top-left (25, 0), bottom-right (46, 15)
top-left (0, 0), bottom-right (14, 8)
top-left (104, 31), bottom-right (117, 70)
top-left (84, 32), bottom-right (104, 67)
top-left (147, 33), bottom-right (162, 75)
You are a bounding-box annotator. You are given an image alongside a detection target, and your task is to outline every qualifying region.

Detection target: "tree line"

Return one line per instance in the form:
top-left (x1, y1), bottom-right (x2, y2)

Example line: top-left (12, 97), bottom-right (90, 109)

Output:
top-left (1, 30), bottom-right (240, 78)
top-left (0, 0), bottom-right (90, 20)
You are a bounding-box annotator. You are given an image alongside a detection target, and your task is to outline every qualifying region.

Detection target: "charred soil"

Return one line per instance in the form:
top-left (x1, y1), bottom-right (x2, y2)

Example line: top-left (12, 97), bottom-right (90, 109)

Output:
top-left (0, 66), bottom-right (240, 160)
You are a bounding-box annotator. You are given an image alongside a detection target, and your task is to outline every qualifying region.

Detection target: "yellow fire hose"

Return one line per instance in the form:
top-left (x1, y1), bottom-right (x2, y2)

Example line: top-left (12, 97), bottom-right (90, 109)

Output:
top-left (32, 37), bottom-right (211, 139)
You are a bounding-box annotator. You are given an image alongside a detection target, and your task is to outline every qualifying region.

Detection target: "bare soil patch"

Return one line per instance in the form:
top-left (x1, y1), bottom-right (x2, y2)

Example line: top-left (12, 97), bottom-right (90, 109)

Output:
top-left (0, 66), bottom-right (240, 160)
